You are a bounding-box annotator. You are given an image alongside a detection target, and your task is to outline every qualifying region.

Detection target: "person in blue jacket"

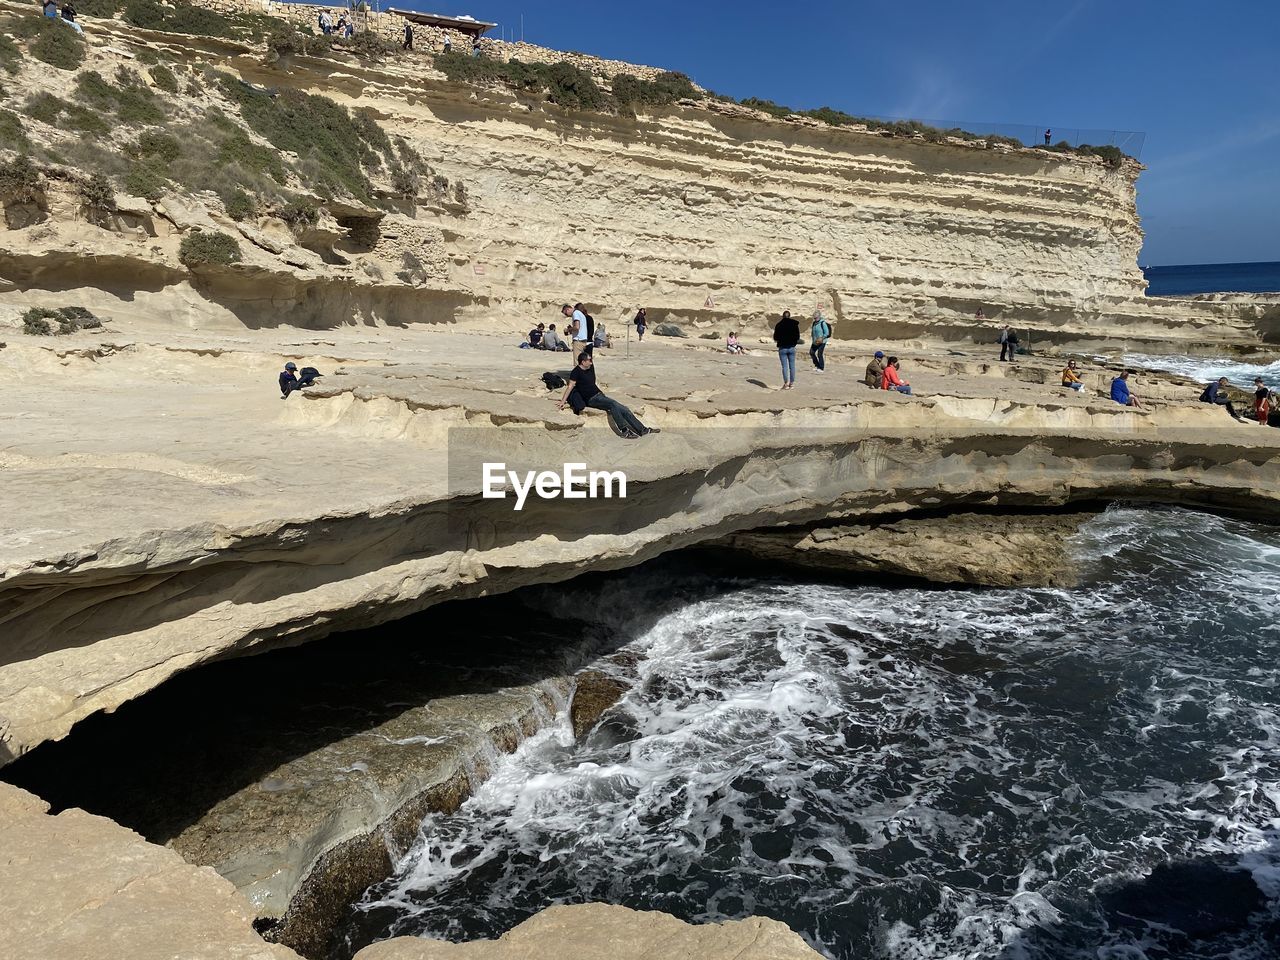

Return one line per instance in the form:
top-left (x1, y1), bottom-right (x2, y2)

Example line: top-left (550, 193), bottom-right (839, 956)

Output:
top-left (1110, 369), bottom-right (1142, 408)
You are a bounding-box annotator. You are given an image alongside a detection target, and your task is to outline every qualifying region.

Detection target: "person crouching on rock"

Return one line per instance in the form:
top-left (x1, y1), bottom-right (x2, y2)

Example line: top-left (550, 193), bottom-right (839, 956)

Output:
top-left (1110, 369), bottom-right (1142, 408)
top-left (556, 350), bottom-right (659, 438)
top-left (865, 350), bottom-right (886, 389)
top-left (279, 361), bottom-right (300, 399)
top-left (881, 356), bottom-right (912, 395)
top-left (1199, 377), bottom-right (1245, 421)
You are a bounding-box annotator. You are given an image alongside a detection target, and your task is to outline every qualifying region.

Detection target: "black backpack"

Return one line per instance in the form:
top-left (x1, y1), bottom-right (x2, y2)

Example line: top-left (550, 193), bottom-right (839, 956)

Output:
top-left (541, 372), bottom-right (565, 390)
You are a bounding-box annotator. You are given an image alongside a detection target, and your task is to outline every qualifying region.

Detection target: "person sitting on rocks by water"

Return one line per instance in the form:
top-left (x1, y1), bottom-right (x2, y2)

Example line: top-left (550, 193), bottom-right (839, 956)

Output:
top-left (1199, 377), bottom-right (1245, 421)
top-left (556, 349), bottom-right (659, 438)
top-left (1062, 360), bottom-right (1085, 392)
top-left (773, 310), bottom-right (800, 390)
top-left (881, 356), bottom-right (912, 395)
top-left (726, 331), bottom-right (745, 355)
top-left (1254, 378), bottom-right (1270, 424)
top-left (1110, 369), bottom-right (1142, 408)
top-left (865, 351), bottom-right (886, 389)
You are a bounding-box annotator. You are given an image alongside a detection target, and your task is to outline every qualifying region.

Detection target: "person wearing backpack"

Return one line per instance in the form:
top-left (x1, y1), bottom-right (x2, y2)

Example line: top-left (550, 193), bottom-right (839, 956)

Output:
top-left (809, 310), bottom-right (832, 371)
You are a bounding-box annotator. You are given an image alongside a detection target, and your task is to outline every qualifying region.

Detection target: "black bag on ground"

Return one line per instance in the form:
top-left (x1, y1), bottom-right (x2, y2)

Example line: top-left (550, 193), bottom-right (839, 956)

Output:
top-left (298, 366), bottom-right (322, 386)
top-left (541, 372), bottom-right (565, 390)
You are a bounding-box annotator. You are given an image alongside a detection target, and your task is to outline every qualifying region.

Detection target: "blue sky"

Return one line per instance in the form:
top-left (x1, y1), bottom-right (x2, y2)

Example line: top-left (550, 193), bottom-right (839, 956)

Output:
top-left (406, 0), bottom-right (1279, 266)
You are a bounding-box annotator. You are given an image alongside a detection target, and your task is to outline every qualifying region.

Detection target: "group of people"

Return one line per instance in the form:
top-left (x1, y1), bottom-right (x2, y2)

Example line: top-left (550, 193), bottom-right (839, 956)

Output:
top-left (526, 304), bottom-right (614, 355)
top-left (42, 0), bottom-right (80, 33)
top-left (316, 9), bottom-right (354, 38)
top-left (1200, 376), bottom-right (1279, 426)
top-left (770, 310), bottom-right (839, 389)
top-left (863, 351), bottom-right (912, 394)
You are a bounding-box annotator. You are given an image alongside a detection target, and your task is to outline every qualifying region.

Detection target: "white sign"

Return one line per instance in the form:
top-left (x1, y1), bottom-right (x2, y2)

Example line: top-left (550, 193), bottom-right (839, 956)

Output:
top-left (482, 462), bottom-right (627, 511)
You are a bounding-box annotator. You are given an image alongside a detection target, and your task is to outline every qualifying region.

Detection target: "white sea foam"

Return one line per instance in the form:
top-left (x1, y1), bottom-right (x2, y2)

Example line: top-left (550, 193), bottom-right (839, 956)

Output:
top-left (338, 506), bottom-right (1280, 960)
top-left (1125, 353), bottom-right (1280, 389)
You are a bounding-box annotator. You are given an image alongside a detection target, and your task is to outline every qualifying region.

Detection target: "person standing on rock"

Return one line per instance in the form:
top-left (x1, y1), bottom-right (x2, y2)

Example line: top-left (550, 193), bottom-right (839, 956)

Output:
top-left (1111, 369), bottom-right (1142, 408)
top-left (557, 351), bottom-right (659, 438)
top-left (865, 351), bottom-right (886, 389)
top-left (1044, 128), bottom-right (1052, 145)
top-left (773, 310), bottom-right (800, 390)
top-left (564, 303), bottom-right (590, 363)
top-left (1254, 378), bottom-right (1270, 424)
top-left (809, 310), bottom-right (832, 372)
top-left (633, 307), bottom-right (647, 343)
top-left (404, 21), bottom-right (414, 50)
top-left (999, 325), bottom-right (1019, 362)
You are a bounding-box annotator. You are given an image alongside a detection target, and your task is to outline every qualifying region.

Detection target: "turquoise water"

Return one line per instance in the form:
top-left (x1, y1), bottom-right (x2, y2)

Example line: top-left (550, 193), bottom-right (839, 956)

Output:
top-left (1144, 261), bottom-right (1280, 296)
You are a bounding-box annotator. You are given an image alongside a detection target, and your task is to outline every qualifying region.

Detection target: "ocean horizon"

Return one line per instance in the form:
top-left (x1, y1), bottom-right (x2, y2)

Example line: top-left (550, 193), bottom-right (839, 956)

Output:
top-left (1144, 260), bottom-right (1280, 296)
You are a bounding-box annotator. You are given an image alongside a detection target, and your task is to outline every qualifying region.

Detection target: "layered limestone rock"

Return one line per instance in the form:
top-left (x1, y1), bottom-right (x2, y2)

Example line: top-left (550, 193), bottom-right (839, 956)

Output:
top-left (719, 511), bottom-right (1093, 587)
top-left (0, 6), bottom-right (1275, 351)
top-left (358, 904), bottom-right (825, 960)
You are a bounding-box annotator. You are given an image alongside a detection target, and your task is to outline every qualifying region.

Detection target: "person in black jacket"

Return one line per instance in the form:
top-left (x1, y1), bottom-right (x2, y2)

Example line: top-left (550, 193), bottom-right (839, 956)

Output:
top-left (773, 310), bottom-right (800, 389)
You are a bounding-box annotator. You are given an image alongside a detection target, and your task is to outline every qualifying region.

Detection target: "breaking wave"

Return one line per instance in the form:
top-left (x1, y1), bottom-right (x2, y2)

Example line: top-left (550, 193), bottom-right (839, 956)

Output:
top-left (335, 507), bottom-right (1280, 960)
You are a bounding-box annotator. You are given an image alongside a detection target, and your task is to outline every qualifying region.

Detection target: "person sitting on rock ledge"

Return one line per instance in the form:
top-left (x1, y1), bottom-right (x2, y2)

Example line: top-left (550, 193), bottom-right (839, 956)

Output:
top-left (556, 349), bottom-right (659, 438)
top-left (726, 331), bottom-right (745, 355)
top-left (865, 351), bottom-right (885, 389)
top-left (1110, 369), bottom-right (1142, 408)
top-left (881, 356), bottom-right (912, 395)
top-left (542, 323), bottom-right (568, 351)
top-left (528, 323), bottom-right (544, 348)
top-left (279, 362), bottom-right (301, 399)
top-left (1062, 360), bottom-right (1085, 392)
top-left (1199, 377), bottom-right (1245, 421)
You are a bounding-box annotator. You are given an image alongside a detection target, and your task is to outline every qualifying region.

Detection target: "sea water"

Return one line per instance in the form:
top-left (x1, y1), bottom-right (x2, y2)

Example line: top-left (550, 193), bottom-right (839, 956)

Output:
top-left (1143, 261), bottom-right (1280, 297)
top-left (334, 507), bottom-right (1280, 960)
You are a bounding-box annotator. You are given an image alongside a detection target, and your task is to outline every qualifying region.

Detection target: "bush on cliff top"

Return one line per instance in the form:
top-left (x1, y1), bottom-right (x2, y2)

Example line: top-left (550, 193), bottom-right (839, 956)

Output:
top-left (179, 230), bottom-right (242, 268)
top-left (77, 0), bottom-right (124, 17)
top-left (24, 17), bottom-right (86, 71)
top-left (435, 53), bottom-right (611, 113)
top-left (0, 109), bottom-right (30, 151)
top-left (123, 0), bottom-right (234, 38)
top-left (612, 71), bottom-right (698, 108)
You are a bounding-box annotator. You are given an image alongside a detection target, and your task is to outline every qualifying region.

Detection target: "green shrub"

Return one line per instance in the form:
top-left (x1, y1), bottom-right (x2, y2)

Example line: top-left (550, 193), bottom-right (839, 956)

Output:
top-left (136, 129), bottom-right (181, 162)
top-left (149, 63), bottom-right (179, 93)
top-left (264, 26), bottom-right (330, 61)
top-left (334, 30), bottom-right (389, 59)
top-left (77, 0), bottom-right (123, 17)
top-left (0, 33), bottom-right (22, 75)
top-left (612, 71), bottom-right (698, 107)
top-left (179, 230), bottom-right (242, 267)
top-left (0, 109), bottom-right (27, 151)
top-left (435, 53), bottom-right (613, 112)
top-left (29, 17), bottom-right (86, 71)
top-left (542, 61), bottom-right (607, 111)
top-left (222, 189), bottom-right (255, 220)
top-left (21, 92), bottom-right (62, 124)
top-left (389, 165), bottom-right (418, 199)
top-left (124, 160), bottom-right (167, 200)
top-left (21, 305), bottom-right (103, 334)
top-left (123, 0), bottom-right (233, 37)
top-left (220, 78), bottom-right (389, 201)
top-left (430, 173), bottom-right (448, 194)
top-left (22, 310), bottom-right (53, 335)
top-left (80, 172), bottom-right (115, 208)
top-left (278, 198), bottom-right (318, 229)
top-left (215, 130), bottom-right (286, 184)
top-left (74, 70), bottom-right (116, 109)
top-left (113, 75), bottom-right (165, 124)
top-left (0, 155), bottom-right (41, 203)
top-left (1078, 143), bottom-right (1125, 168)
top-left (452, 181), bottom-right (467, 205)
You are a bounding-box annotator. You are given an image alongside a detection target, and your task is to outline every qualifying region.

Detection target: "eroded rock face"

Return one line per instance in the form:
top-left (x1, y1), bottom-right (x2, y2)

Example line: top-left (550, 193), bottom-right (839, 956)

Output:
top-left (352, 904), bottom-right (825, 960)
top-left (721, 511), bottom-right (1094, 587)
